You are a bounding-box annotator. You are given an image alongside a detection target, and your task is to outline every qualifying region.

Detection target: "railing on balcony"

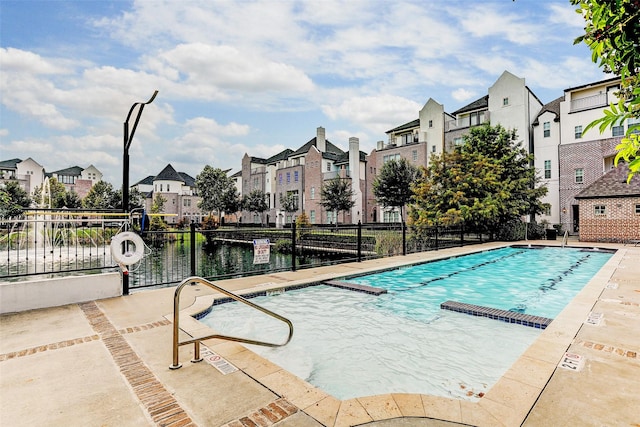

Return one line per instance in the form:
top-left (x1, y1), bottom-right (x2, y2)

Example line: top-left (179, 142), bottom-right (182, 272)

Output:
top-left (251, 167), bottom-right (266, 174)
top-left (570, 93), bottom-right (608, 113)
top-left (445, 111), bottom-right (490, 132)
top-left (322, 170), bottom-right (351, 180)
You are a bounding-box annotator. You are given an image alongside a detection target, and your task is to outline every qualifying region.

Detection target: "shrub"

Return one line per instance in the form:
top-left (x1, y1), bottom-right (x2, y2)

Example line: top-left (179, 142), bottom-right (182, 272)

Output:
top-left (375, 231), bottom-right (403, 256)
top-left (274, 239), bottom-right (292, 254)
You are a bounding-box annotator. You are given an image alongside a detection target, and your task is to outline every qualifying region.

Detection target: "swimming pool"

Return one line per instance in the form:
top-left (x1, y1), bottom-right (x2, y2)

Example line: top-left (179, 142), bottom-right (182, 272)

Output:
top-left (200, 246), bottom-right (613, 400)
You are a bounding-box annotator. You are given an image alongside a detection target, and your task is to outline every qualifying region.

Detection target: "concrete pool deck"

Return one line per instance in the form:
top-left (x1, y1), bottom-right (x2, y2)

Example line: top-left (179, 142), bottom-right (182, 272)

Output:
top-left (1, 240), bottom-right (638, 426)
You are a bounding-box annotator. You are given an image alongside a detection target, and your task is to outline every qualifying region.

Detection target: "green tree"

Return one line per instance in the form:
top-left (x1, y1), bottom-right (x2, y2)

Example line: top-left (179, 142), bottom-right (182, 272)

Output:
top-left (0, 181), bottom-right (32, 218)
top-left (62, 190), bottom-right (82, 208)
top-left (572, 0), bottom-right (640, 181)
top-left (83, 181), bottom-right (118, 209)
top-left (149, 193), bottom-right (168, 230)
top-left (410, 124), bottom-right (547, 239)
top-left (221, 188), bottom-right (243, 226)
top-left (372, 158), bottom-right (420, 222)
top-left (279, 191), bottom-right (298, 224)
top-left (242, 189), bottom-right (268, 226)
top-left (33, 178), bottom-right (67, 208)
top-left (319, 177), bottom-right (355, 226)
top-left (196, 166), bottom-right (236, 218)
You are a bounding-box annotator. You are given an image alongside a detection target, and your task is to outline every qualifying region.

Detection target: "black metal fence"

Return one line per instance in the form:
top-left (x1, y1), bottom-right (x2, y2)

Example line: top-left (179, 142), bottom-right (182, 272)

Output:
top-left (1, 217), bottom-right (485, 292)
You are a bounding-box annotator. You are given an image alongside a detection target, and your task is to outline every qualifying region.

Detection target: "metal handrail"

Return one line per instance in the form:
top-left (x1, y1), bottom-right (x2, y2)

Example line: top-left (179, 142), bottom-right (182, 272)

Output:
top-left (169, 276), bottom-right (293, 369)
top-left (562, 230), bottom-right (569, 248)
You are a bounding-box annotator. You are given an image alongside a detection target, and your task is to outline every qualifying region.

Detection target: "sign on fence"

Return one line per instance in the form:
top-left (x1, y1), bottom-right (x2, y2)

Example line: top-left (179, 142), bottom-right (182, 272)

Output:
top-left (253, 239), bottom-right (270, 264)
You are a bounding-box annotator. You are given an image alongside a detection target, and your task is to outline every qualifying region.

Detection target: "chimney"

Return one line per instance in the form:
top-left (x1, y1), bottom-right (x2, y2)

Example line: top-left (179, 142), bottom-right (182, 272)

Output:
top-left (349, 137), bottom-right (362, 223)
top-left (376, 140), bottom-right (384, 150)
top-left (317, 127), bottom-right (326, 152)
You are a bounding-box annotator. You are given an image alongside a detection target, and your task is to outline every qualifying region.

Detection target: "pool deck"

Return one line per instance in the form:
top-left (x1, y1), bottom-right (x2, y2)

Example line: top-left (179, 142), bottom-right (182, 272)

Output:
top-left (1, 240), bottom-right (638, 427)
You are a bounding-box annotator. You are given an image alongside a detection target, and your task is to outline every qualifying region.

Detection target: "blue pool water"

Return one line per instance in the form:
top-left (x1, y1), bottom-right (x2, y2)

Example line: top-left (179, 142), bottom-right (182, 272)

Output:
top-left (200, 246), bottom-right (613, 400)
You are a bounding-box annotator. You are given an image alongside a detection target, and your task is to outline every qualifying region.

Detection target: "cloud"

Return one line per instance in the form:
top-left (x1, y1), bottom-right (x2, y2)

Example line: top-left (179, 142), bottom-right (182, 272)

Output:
top-left (451, 89), bottom-right (476, 102)
top-left (456, 5), bottom-right (542, 45)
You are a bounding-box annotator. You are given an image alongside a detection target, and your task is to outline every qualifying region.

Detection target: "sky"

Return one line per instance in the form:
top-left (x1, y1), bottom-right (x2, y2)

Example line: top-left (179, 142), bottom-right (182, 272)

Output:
top-left (0, 0), bottom-right (607, 188)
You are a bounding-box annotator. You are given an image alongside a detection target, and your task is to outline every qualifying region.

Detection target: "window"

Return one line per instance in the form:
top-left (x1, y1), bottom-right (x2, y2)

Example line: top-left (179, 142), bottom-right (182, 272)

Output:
top-left (253, 177), bottom-right (259, 189)
top-left (310, 187), bottom-right (315, 199)
top-left (503, 97), bottom-right (509, 106)
top-left (294, 171), bottom-right (299, 182)
top-left (428, 120), bottom-right (433, 128)
top-left (278, 173), bottom-right (282, 185)
top-left (310, 210), bottom-right (316, 224)
top-left (431, 145), bottom-right (436, 153)
top-left (326, 210), bottom-right (335, 224)
top-left (401, 133), bottom-right (412, 144)
top-left (594, 205), bottom-right (606, 216)
top-left (326, 163), bottom-right (331, 172)
top-left (635, 204), bottom-right (640, 214)
top-left (575, 168), bottom-right (584, 184)
top-left (383, 154), bottom-right (401, 163)
top-left (470, 111), bottom-right (485, 126)
top-left (412, 150), bottom-right (417, 161)
top-left (167, 184), bottom-right (170, 192)
top-left (628, 117), bottom-right (640, 134)
top-left (543, 122), bottom-right (550, 137)
top-left (160, 184), bottom-right (163, 191)
top-left (544, 206), bottom-right (551, 216)
top-left (612, 124), bottom-right (624, 136)
top-left (286, 172), bottom-right (290, 183)
top-left (454, 137), bottom-right (464, 146)
top-left (575, 125), bottom-right (583, 139)
top-left (544, 160), bottom-right (551, 179)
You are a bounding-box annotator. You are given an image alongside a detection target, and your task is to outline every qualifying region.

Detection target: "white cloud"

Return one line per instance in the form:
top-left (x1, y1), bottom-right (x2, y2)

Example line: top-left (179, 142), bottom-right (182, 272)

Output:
top-left (451, 89), bottom-right (476, 102)
top-left (0, 129), bottom-right (8, 137)
top-left (548, 3), bottom-right (585, 28)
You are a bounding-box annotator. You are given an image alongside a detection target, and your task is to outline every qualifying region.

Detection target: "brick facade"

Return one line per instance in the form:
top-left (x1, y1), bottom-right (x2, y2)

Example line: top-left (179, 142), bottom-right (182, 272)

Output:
top-left (578, 197), bottom-right (640, 242)
top-left (558, 137), bottom-right (620, 233)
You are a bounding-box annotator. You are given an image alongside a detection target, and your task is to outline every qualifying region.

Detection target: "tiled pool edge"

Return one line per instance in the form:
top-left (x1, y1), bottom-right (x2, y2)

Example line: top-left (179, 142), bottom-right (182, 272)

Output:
top-left (173, 242), bottom-right (623, 427)
top-left (441, 300), bottom-right (553, 329)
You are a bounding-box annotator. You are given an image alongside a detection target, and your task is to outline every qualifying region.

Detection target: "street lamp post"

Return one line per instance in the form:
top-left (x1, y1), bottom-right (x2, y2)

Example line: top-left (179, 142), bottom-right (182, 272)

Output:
top-left (121, 90), bottom-right (158, 295)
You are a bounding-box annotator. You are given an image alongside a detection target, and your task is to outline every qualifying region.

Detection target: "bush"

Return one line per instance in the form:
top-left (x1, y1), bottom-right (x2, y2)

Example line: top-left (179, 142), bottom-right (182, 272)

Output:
top-left (375, 231), bottom-right (403, 256)
top-left (496, 220), bottom-right (546, 241)
top-left (274, 239), bottom-right (292, 254)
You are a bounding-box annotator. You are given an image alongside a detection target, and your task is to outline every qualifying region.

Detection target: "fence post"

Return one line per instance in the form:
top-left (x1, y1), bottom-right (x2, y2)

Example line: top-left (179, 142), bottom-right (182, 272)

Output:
top-left (402, 221), bottom-right (407, 255)
top-left (460, 224), bottom-right (464, 246)
top-left (291, 221), bottom-right (297, 272)
top-left (357, 221), bottom-right (362, 262)
top-left (434, 225), bottom-right (439, 250)
top-left (190, 222), bottom-right (196, 276)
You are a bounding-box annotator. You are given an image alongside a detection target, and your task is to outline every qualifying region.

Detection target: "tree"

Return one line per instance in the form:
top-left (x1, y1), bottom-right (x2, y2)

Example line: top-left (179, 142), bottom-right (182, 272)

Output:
top-left (83, 181), bottom-right (119, 209)
top-left (243, 189), bottom-right (268, 226)
top-left (149, 193), bottom-right (168, 230)
top-left (33, 178), bottom-right (68, 208)
top-left (196, 166), bottom-right (236, 219)
top-left (62, 190), bottom-right (82, 209)
top-left (410, 124), bottom-right (548, 239)
top-left (572, 0), bottom-right (640, 181)
top-left (0, 181), bottom-right (32, 218)
top-left (221, 188), bottom-right (243, 226)
top-left (372, 158), bottom-right (420, 222)
top-left (319, 177), bottom-right (355, 226)
top-left (279, 191), bottom-right (298, 224)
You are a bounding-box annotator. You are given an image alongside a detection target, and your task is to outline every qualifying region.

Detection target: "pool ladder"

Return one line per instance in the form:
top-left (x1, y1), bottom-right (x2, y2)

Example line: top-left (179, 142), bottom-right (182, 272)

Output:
top-left (169, 276), bottom-right (293, 370)
top-left (561, 230), bottom-right (569, 248)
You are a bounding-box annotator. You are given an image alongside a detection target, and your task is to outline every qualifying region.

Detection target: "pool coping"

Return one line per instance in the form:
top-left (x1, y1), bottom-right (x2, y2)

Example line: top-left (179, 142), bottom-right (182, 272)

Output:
top-left (171, 242), bottom-right (624, 427)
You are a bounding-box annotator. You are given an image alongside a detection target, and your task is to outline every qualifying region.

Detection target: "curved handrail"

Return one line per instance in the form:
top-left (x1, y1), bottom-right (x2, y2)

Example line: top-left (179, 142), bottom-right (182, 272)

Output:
top-left (170, 276), bottom-right (293, 369)
top-left (562, 230), bottom-right (569, 248)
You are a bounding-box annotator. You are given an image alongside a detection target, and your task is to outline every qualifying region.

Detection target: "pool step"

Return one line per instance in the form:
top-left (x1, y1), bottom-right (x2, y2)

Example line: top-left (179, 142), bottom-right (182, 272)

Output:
top-left (324, 280), bottom-right (388, 295)
top-left (440, 300), bottom-right (553, 329)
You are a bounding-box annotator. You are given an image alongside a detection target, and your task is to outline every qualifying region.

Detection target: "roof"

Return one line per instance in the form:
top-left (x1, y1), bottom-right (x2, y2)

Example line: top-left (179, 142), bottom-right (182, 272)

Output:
top-left (452, 95), bottom-right (489, 115)
top-left (333, 151), bottom-right (368, 165)
top-left (575, 164), bottom-right (640, 199)
top-left (134, 175), bottom-right (155, 186)
top-left (155, 164), bottom-right (184, 183)
top-left (178, 172), bottom-right (196, 187)
top-left (564, 76), bottom-right (621, 93)
top-left (0, 158), bottom-right (21, 169)
top-left (230, 170), bottom-right (242, 178)
top-left (533, 96), bottom-right (564, 125)
top-left (266, 148), bottom-right (294, 164)
top-left (291, 137), bottom-right (344, 157)
top-left (51, 166), bottom-right (84, 176)
top-left (386, 118), bottom-right (420, 134)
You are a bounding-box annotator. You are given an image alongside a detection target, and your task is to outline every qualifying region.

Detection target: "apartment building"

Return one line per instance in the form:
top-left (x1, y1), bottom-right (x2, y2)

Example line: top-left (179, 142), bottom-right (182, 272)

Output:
top-left (239, 127), bottom-right (369, 226)
top-left (0, 157), bottom-right (45, 196)
top-left (374, 71), bottom-right (543, 223)
top-left (137, 164), bottom-right (203, 225)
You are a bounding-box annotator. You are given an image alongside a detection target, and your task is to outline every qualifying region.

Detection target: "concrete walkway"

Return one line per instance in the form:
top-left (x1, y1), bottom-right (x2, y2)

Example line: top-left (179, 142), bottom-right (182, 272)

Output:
top-left (1, 241), bottom-right (638, 426)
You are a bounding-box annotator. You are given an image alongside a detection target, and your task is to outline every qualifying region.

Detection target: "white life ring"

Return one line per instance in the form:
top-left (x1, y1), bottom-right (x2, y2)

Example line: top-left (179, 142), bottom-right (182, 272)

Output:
top-left (110, 232), bottom-right (145, 265)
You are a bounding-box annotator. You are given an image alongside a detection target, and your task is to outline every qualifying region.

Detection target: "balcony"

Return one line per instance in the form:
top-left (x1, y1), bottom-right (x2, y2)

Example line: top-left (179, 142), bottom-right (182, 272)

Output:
top-left (570, 93), bottom-right (608, 113)
top-left (251, 167), bottom-right (266, 175)
top-left (323, 170), bottom-right (351, 180)
top-left (445, 111), bottom-right (490, 132)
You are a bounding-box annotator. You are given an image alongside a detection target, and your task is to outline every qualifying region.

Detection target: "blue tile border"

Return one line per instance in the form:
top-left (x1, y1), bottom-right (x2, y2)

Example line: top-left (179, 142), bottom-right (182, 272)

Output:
top-left (440, 300), bottom-right (553, 329)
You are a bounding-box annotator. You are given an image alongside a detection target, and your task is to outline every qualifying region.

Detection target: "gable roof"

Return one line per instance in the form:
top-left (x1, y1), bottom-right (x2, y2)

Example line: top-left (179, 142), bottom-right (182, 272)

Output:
top-left (51, 166), bottom-right (84, 176)
top-left (386, 119), bottom-right (420, 134)
top-left (155, 164), bottom-right (184, 183)
top-left (533, 96), bottom-right (564, 125)
top-left (0, 158), bottom-right (21, 169)
top-left (452, 95), bottom-right (489, 116)
top-left (178, 172), bottom-right (196, 187)
top-left (575, 164), bottom-right (640, 199)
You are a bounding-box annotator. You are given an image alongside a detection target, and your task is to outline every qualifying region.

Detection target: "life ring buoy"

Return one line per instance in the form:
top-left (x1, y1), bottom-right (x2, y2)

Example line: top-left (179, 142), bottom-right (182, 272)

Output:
top-left (110, 231), bottom-right (145, 265)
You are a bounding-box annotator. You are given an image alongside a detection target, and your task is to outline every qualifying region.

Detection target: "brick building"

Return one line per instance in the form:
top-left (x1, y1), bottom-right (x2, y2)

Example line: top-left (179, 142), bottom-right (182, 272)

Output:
top-left (575, 165), bottom-right (640, 242)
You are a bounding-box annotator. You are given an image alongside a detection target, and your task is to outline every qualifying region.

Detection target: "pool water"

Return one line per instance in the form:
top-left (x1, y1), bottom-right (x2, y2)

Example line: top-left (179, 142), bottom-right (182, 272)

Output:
top-left (200, 246), bottom-right (613, 400)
